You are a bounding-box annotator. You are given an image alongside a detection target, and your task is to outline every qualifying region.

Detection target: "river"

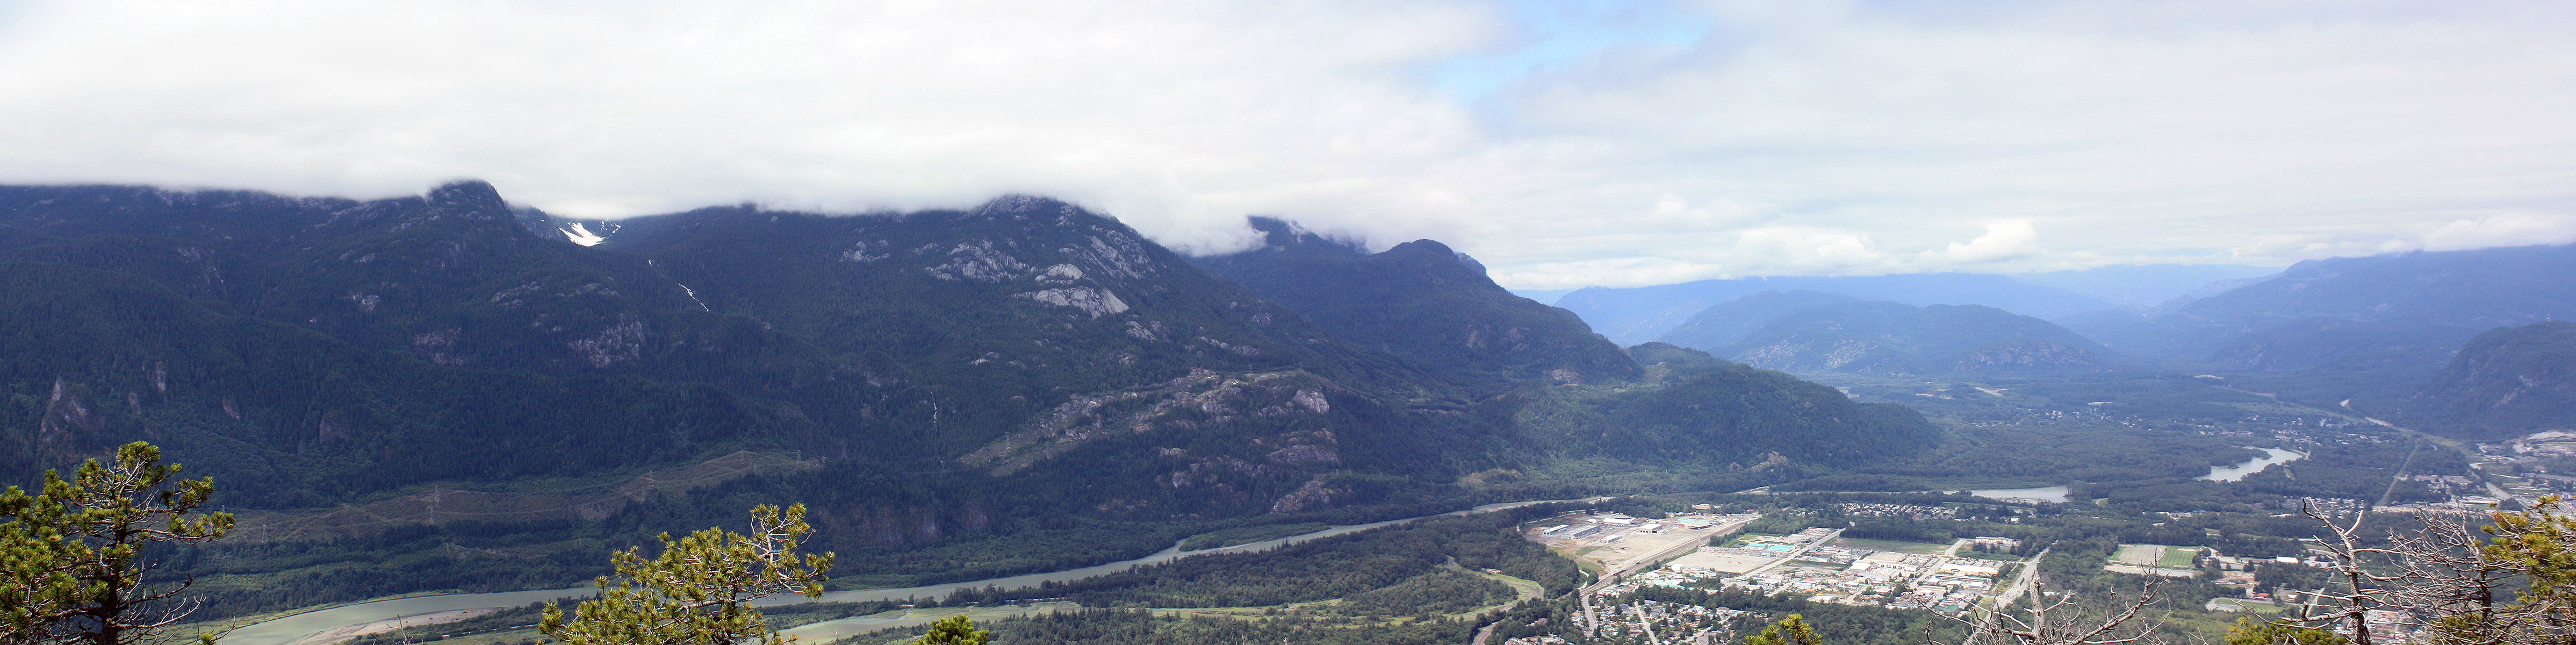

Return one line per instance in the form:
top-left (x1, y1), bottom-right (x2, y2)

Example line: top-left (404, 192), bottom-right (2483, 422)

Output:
top-left (1967, 447), bottom-right (2308, 503)
top-left (213, 498), bottom-right (1585, 645)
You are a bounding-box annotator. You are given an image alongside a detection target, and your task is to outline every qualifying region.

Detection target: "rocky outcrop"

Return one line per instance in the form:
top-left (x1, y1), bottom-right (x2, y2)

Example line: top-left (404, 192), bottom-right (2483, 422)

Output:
top-left (1013, 286), bottom-right (1129, 317)
top-left (957, 369), bottom-right (1345, 476)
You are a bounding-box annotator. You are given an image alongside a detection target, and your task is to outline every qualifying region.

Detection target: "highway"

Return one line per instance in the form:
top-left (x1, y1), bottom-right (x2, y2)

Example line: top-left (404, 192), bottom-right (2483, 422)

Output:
top-left (1989, 547), bottom-right (2050, 609)
top-left (1731, 528), bottom-right (1846, 580)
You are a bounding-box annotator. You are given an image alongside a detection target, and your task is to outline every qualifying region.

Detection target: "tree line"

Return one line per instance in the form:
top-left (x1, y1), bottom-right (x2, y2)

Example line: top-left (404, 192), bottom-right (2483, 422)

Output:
top-left (0, 441), bottom-right (977, 645)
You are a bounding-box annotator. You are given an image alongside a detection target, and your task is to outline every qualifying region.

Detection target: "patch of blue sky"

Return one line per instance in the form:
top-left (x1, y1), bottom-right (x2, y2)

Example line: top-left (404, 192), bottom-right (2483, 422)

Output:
top-left (1429, 0), bottom-right (1712, 106)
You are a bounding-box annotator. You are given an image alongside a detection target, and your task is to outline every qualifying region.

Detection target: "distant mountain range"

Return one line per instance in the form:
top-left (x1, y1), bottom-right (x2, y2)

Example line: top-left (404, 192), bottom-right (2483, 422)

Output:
top-left (1539, 245), bottom-right (2576, 446)
top-left (1555, 274), bottom-right (2116, 346)
top-left (1654, 291), bottom-right (2109, 376)
top-left (2062, 244), bottom-right (2576, 371)
top-left (2011, 263), bottom-right (2278, 310)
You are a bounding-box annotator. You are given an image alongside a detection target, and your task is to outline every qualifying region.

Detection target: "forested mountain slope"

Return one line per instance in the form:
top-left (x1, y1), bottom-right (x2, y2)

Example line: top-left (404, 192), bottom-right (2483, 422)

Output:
top-left (0, 182), bottom-right (811, 506)
top-left (1506, 347), bottom-right (1940, 468)
top-left (2399, 320), bottom-right (2576, 440)
top-left (1189, 217), bottom-right (1638, 385)
top-left (0, 182), bottom-right (1931, 551)
top-left (0, 183), bottom-right (1484, 524)
top-left (1655, 290), bottom-right (1862, 350)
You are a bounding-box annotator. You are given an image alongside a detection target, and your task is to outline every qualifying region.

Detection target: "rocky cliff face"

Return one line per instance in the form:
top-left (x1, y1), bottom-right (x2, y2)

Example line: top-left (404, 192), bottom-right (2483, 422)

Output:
top-left (1190, 217), bottom-right (1639, 385)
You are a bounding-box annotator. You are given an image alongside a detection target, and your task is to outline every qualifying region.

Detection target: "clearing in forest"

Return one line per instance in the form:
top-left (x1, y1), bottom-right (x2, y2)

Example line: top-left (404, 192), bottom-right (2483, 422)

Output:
top-left (2111, 543), bottom-right (2165, 566)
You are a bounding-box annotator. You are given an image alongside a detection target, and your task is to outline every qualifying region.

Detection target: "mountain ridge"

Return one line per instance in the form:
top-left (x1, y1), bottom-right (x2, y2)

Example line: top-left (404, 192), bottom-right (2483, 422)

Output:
top-left (1655, 292), bottom-right (2109, 376)
top-left (1189, 216), bottom-right (1639, 385)
top-left (1557, 274), bottom-right (2116, 346)
top-left (2399, 320), bottom-right (2576, 440)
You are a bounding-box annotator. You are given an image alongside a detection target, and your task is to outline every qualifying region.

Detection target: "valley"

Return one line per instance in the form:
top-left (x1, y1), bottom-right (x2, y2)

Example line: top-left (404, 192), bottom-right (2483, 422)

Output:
top-left (203, 368), bottom-right (2514, 645)
top-left (3, 182), bottom-right (2572, 645)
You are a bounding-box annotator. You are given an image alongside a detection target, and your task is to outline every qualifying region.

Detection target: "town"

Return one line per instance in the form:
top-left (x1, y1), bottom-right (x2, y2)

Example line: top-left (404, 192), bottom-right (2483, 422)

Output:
top-left (1506, 506), bottom-right (2042, 644)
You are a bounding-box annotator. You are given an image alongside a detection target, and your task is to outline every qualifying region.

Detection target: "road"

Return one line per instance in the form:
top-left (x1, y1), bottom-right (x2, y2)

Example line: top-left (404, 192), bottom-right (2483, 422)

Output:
top-left (1989, 547), bottom-right (2050, 608)
top-left (1584, 593), bottom-right (1602, 637)
top-left (1731, 528), bottom-right (1845, 580)
top-left (1955, 547), bottom-right (2052, 645)
top-left (1900, 538), bottom-right (1973, 587)
top-left (1581, 517), bottom-right (1754, 595)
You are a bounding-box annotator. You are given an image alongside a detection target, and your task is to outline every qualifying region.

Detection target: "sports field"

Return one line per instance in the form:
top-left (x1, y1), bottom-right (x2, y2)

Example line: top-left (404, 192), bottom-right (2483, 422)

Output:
top-left (2111, 543), bottom-right (2163, 566)
top-left (2158, 546), bottom-right (2201, 568)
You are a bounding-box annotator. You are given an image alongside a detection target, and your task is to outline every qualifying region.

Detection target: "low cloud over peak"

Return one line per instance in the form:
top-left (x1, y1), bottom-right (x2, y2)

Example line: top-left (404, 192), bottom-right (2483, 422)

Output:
top-left (0, 0), bottom-right (2567, 288)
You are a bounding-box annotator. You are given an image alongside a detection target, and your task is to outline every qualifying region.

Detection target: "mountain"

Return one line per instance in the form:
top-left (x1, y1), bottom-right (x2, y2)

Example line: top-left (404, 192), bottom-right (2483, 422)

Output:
top-left (2399, 321), bottom-right (2576, 440)
top-left (1556, 274), bottom-right (2116, 346)
top-left (2011, 264), bottom-right (2279, 310)
top-left (1654, 292), bottom-right (2109, 376)
top-left (0, 182), bottom-right (1961, 620)
top-left (2062, 244), bottom-right (2576, 369)
top-left (0, 181), bottom-right (1931, 571)
top-left (1514, 351), bottom-right (1940, 467)
top-left (1654, 290), bottom-right (1862, 350)
top-left (0, 184), bottom-right (1476, 517)
top-left (0, 182), bottom-right (823, 506)
top-left (1188, 217), bottom-right (1639, 385)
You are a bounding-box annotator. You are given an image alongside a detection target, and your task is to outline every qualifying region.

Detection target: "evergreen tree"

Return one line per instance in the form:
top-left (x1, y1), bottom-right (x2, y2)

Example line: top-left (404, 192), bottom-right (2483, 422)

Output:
top-left (0, 441), bottom-right (234, 645)
top-left (541, 503), bottom-right (834, 645)
top-left (1747, 614), bottom-right (1823, 645)
top-left (914, 615), bottom-right (990, 645)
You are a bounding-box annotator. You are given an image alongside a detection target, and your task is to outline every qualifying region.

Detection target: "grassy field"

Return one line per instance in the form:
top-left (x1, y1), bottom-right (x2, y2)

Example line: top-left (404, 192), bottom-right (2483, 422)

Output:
top-left (2158, 547), bottom-right (2203, 568)
top-left (1718, 533), bottom-right (1789, 548)
top-left (2112, 544), bottom-right (2165, 566)
top-left (1830, 537), bottom-right (1951, 555)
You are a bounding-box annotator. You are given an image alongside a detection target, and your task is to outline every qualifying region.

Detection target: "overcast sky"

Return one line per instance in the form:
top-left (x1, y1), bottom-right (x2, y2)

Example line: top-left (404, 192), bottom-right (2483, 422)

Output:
top-left (0, 0), bottom-right (2569, 289)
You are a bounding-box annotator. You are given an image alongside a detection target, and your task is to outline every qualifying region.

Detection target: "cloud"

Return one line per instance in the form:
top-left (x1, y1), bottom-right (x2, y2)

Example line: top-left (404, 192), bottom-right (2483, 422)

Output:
top-left (2422, 212), bottom-right (2576, 252)
top-left (0, 0), bottom-right (2568, 289)
top-left (1934, 220), bottom-right (2042, 263)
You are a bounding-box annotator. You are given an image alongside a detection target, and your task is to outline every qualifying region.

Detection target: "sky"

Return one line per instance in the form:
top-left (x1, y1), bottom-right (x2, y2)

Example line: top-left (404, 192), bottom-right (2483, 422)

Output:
top-left (0, 0), bottom-right (2570, 290)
